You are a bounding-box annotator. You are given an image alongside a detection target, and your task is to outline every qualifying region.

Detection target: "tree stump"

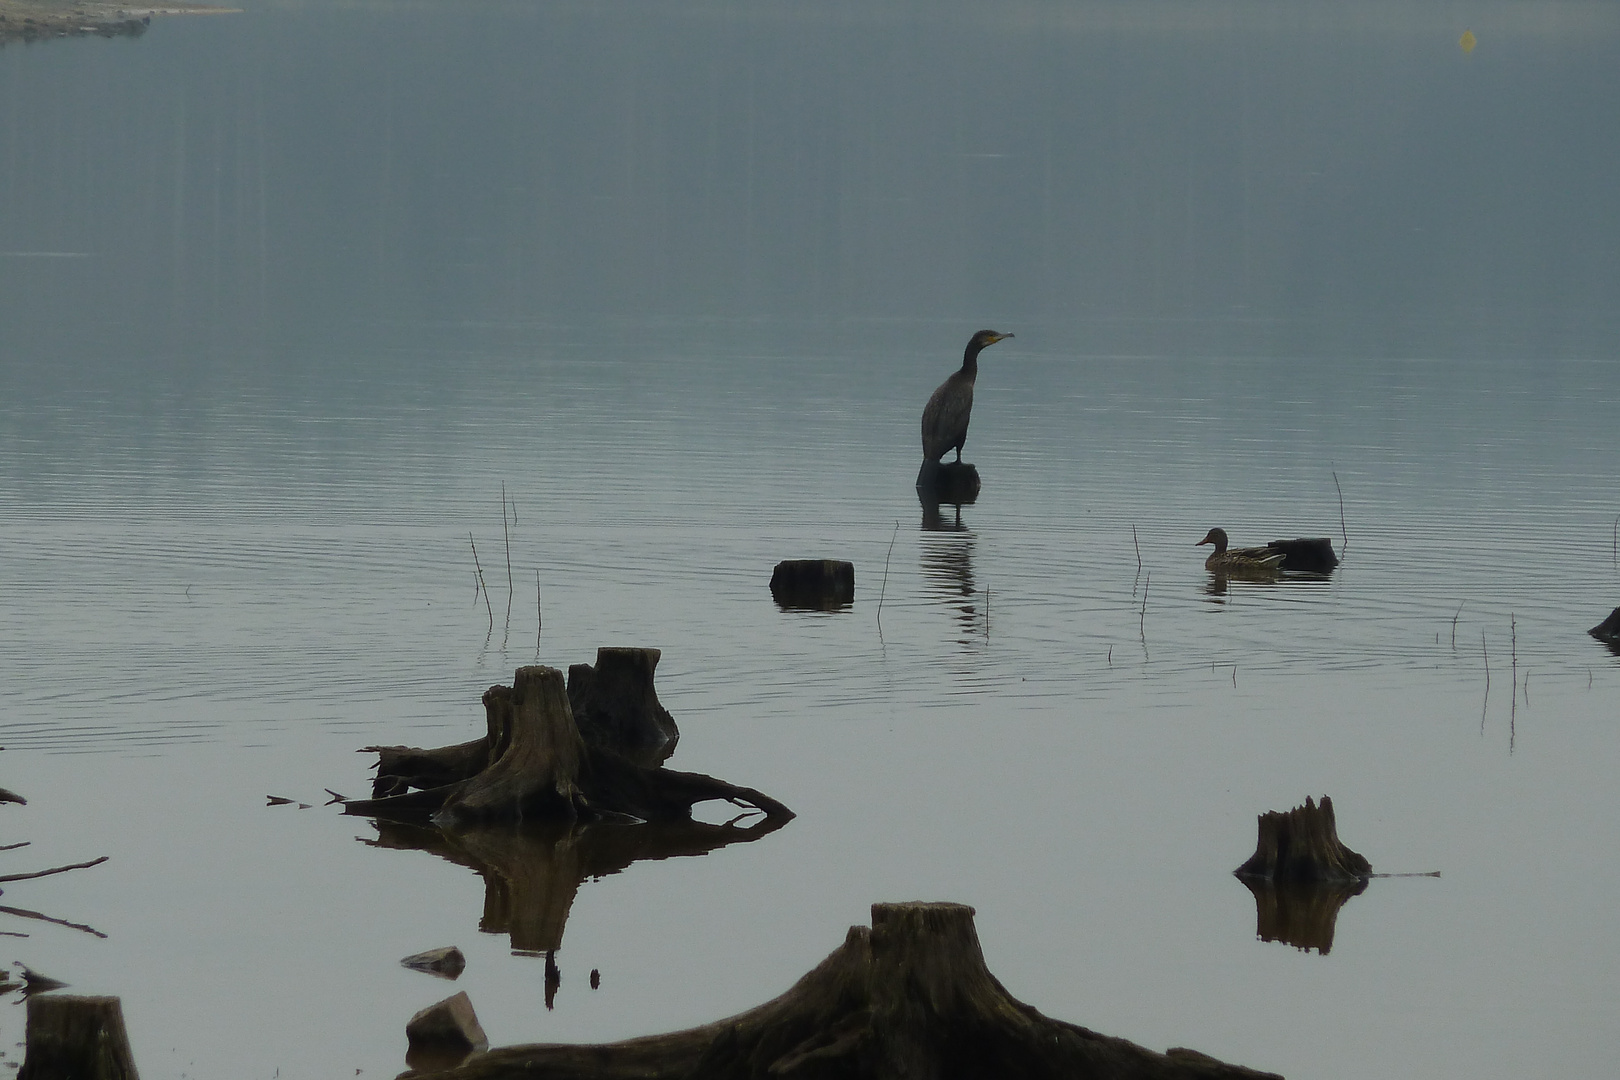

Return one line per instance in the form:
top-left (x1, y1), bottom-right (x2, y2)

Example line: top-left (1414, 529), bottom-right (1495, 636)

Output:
top-left (770, 560), bottom-right (856, 610)
top-left (346, 661), bottom-right (792, 831)
top-left (18, 995), bottom-right (139, 1080)
top-left (406, 991), bottom-right (488, 1073)
top-left (1234, 796), bottom-right (1370, 884)
top-left (1263, 539), bottom-right (1339, 573)
top-left (402, 902), bottom-right (1281, 1080)
top-left (916, 460), bottom-right (980, 505)
top-left (567, 648), bottom-right (679, 765)
top-left (1238, 878), bottom-right (1367, 955)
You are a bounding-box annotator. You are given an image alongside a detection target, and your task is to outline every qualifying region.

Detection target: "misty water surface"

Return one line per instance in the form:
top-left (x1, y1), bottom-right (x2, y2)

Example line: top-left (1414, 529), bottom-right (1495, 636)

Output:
top-left (1, 2), bottom-right (1618, 1079)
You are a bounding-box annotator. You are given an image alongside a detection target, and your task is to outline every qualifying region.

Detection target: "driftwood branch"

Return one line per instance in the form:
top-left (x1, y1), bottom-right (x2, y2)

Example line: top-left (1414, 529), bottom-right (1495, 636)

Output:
top-left (0, 904), bottom-right (108, 939)
top-left (0, 855), bottom-right (109, 885)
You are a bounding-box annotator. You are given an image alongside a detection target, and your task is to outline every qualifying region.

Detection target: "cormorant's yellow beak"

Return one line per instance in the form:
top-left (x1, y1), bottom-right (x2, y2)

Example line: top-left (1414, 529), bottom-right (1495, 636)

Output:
top-left (990, 333), bottom-right (1013, 344)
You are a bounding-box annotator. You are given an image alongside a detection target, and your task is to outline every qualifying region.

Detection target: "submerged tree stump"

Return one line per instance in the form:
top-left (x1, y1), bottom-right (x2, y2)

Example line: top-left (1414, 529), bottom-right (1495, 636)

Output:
top-left (1589, 606), bottom-right (1620, 645)
top-left (404, 902), bottom-right (1281, 1080)
top-left (770, 560), bottom-right (856, 610)
top-left (1234, 796), bottom-right (1370, 884)
top-left (916, 460), bottom-right (981, 505)
top-left (18, 995), bottom-right (139, 1080)
top-left (1263, 539), bottom-right (1339, 573)
top-left (348, 657), bottom-right (791, 831)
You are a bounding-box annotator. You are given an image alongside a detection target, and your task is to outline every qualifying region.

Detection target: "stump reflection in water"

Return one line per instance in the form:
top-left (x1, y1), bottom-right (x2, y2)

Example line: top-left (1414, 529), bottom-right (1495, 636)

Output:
top-left (366, 812), bottom-right (788, 957)
top-left (1238, 877), bottom-right (1368, 955)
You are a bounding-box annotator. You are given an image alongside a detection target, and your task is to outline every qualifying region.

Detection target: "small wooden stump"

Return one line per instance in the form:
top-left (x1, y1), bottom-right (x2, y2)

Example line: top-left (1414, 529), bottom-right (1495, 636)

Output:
top-left (19, 995), bottom-right (139, 1080)
top-left (406, 991), bottom-right (488, 1073)
top-left (1234, 796), bottom-right (1370, 884)
top-left (403, 902), bottom-right (1281, 1080)
top-left (1264, 538), bottom-right (1339, 573)
top-left (769, 559), bottom-right (855, 610)
top-left (916, 460), bottom-right (981, 505)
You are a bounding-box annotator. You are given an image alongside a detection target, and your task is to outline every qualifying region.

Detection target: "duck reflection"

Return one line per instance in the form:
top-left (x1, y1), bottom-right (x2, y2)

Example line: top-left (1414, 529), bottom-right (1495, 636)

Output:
top-left (365, 813), bottom-right (787, 1005)
top-left (1203, 569), bottom-right (1333, 603)
top-left (1238, 877), bottom-right (1367, 955)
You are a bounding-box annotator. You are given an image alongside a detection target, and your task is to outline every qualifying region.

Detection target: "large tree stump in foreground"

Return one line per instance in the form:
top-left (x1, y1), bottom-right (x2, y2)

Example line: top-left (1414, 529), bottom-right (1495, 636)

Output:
top-left (348, 657), bottom-right (791, 830)
top-left (403, 902), bottom-right (1281, 1080)
top-left (19, 995), bottom-right (139, 1080)
top-left (1234, 796), bottom-right (1370, 884)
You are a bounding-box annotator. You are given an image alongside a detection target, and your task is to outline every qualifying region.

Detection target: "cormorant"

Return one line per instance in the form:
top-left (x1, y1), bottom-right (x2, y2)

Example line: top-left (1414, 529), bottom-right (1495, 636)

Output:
top-left (921, 329), bottom-right (1012, 464)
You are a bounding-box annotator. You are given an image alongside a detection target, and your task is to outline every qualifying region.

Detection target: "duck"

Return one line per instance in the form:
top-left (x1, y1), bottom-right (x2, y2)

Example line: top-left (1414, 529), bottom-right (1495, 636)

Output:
top-left (921, 330), bottom-right (1013, 464)
top-left (1196, 528), bottom-right (1340, 573)
top-left (1196, 528), bottom-right (1286, 572)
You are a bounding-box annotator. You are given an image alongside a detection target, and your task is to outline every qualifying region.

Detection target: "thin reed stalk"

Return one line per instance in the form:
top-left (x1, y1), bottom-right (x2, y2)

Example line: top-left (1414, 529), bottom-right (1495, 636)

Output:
top-left (469, 533), bottom-right (493, 633)
top-left (877, 521), bottom-right (899, 635)
top-left (1332, 469), bottom-right (1348, 555)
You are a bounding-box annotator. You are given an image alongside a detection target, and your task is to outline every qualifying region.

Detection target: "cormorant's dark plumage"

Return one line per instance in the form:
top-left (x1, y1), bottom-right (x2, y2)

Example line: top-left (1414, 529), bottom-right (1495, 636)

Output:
top-left (921, 329), bottom-right (1012, 464)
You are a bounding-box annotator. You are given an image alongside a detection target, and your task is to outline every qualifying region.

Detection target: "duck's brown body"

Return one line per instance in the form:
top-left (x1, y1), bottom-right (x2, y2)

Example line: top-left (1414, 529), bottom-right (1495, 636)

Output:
top-left (1197, 527), bottom-right (1286, 572)
top-left (922, 330), bottom-right (1012, 464)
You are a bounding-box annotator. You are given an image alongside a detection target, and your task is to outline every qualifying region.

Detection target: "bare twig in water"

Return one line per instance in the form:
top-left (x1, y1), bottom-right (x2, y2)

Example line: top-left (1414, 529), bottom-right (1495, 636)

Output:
top-left (469, 533), bottom-right (494, 634)
top-left (1131, 525), bottom-right (1142, 572)
top-left (877, 521), bottom-right (899, 635)
top-left (985, 586), bottom-right (991, 639)
top-left (0, 841), bottom-right (30, 852)
top-left (535, 570), bottom-right (543, 661)
top-left (1510, 613), bottom-right (1518, 698)
top-left (1232, 664), bottom-right (1238, 687)
top-left (0, 904), bottom-right (107, 939)
top-left (501, 483), bottom-right (514, 598)
top-left (1107, 645), bottom-right (1112, 666)
top-left (1451, 601), bottom-right (1464, 648)
top-left (1481, 631), bottom-right (1490, 732)
top-left (1332, 469), bottom-right (1348, 555)
top-left (1139, 573), bottom-right (1150, 642)
top-left (0, 856), bottom-right (107, 884)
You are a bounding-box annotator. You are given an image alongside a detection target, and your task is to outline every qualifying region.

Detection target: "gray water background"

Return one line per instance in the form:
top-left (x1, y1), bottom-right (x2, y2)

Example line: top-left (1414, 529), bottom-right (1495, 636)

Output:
top-left (2, 2), bottom-right (1618, 1077)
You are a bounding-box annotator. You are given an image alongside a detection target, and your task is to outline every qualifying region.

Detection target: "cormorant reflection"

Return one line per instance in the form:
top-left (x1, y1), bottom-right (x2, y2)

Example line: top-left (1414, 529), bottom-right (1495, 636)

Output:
top-left (1238, 877), bottom-right (1368, 955)
top-left (919, 496), bottom-right (979, 641)
top-left (366, 813), bottom-right (787, 1006)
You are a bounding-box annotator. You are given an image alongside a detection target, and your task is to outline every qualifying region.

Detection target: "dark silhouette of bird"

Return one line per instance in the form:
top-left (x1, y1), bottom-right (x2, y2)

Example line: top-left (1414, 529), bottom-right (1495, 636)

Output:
top-left (921, 330), bottom-right (1012, 464)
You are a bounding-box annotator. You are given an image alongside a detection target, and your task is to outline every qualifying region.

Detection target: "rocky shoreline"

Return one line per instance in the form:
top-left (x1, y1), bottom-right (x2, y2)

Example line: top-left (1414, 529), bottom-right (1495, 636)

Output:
top-left (0, 0), bottom-right (235, 45)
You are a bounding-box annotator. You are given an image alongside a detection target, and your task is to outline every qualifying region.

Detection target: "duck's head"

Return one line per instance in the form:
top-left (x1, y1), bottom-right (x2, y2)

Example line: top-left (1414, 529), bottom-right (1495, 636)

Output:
top-left (1196, 527), bottom-right (1229, 552)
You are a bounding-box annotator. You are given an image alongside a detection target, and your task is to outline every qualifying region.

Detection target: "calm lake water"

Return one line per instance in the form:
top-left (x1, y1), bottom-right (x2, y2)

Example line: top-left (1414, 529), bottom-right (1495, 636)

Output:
top-left (2, 2), bottom-right (1618, 1078)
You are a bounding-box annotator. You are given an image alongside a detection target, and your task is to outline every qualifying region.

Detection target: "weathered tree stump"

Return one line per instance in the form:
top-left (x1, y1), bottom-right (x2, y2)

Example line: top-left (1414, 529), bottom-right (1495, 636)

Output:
top-left (18, 995), bottom-right (139, 1080)
top-left (401, 902), bottom-right (1281, 1080)
top-left (770, 560), bottom-right (856, 610)
top-left (567, 648), bottom-right (679, 765)
top-left (406, 991), bottom-right (488, 1073)
top-left (347, 661), bottom-right (791, 831)
top-left (1238, 878), bottom-right (1367, 955)
top-left (1234, 796), bottom-right (1370, 884)
top-left (916, 460), bottom-right (980, 505)
top-left (1589, 606), bottom-right (1620, 645)
top-left (1263, 539), bottom-right (1339, 573)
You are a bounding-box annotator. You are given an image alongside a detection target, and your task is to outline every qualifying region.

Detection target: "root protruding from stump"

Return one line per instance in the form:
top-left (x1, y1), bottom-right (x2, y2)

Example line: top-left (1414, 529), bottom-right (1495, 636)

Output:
top-left (402, 901), bottom-right (1281, 1080)
top-left (347, 657), bottom-right (791, 832)
top-left (1234, 795), bottom-right (1370, 884)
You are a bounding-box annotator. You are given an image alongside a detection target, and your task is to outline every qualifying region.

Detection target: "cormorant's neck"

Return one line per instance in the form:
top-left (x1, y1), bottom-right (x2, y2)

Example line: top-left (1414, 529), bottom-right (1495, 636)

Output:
top-left (961, 342), bottom-right (983, 377)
